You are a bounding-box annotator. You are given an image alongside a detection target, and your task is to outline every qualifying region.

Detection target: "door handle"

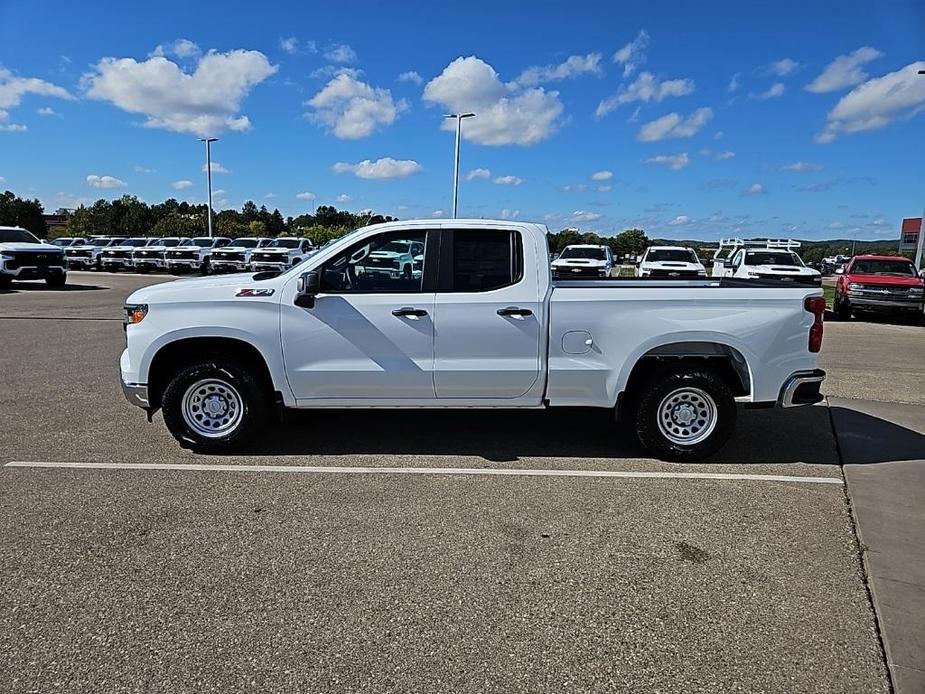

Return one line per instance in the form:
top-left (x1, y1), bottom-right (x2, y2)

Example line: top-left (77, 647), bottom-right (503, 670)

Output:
top-left (497, 306), bottom-right (533, 317)
top-left (392, 307), bottom-right (428, 318)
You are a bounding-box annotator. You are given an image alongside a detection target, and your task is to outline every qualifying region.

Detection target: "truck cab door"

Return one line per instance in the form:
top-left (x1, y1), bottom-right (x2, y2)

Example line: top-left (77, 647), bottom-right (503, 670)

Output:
top-left (433, 228), bottom-right (542, 399)
top-left (280, 229), bottom-right (438, 400)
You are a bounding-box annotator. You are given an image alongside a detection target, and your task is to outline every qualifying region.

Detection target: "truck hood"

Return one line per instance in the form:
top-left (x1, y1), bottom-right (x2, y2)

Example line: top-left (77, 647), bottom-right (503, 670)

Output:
top-left (640, 261), bottom-right (704, 272)
top-left (254, 248), bottom-right (292, 254)
top-left (846, 273), bottom-right (923, 287)
top-left (126, 272), bottom-right (262, 303)
top-left (750, 265), bottom-right (817, 275)
top-left (0, 241), bottom-right (62, 252)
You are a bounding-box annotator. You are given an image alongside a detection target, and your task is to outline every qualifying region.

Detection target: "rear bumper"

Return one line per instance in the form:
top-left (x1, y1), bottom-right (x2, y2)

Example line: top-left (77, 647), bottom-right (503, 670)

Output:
top-left (778, 369), bottom-right (826, 408)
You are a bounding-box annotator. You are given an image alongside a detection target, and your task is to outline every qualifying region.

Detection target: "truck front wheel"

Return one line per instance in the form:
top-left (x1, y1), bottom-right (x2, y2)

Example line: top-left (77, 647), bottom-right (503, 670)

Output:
top-left (633, 368), bottom-right (736, 462)
top-left (45, 273), bottom-right (67, 288)
top-left (161, 357), bottom-right (269, 453)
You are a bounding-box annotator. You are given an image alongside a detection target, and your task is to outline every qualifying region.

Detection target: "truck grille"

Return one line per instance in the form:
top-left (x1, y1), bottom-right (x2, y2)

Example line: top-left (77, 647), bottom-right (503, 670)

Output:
top-left (166, 251), bottom-right (198, 260)
top-left (103, 250), bottom-right (133, 259)
top-left (555, 266), bottom-right (602, 277)
top-left (755, 273), bottom-right (819, 285)
top-left (252, 253), bottom-right (282, 262)
top-left (647, 269), bottom-right (702, 279)
top-left (214, 252), bottom-right (245, 262)
top-left (66, 249), bottom-right (92, 258)
top-left (5, 251), bottom-right (65, 270)
top-left (135, 250), bottom-right (163, 259)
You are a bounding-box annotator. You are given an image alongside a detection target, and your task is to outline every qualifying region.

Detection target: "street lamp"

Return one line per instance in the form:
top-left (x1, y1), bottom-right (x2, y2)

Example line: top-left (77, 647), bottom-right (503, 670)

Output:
top-left (443, 113), bottom-right (475, 219)
top-left (199, 137), bottom-right (218, 238)
top-left (916, 71), bottom-right (925, 269)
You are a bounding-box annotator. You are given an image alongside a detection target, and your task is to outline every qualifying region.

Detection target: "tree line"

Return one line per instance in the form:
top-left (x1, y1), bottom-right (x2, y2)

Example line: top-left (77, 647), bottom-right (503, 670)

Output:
top-left (547, 228), bottom-right (650, 256)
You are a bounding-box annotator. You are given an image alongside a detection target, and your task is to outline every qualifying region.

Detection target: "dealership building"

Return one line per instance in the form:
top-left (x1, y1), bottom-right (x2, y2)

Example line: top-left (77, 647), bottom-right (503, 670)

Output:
top-left (899, 217), bottom-right (922, 253)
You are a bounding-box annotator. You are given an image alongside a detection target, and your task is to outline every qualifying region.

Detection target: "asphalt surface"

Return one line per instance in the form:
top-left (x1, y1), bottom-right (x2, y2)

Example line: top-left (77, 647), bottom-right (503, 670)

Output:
top-left (0, 272), bottom-right (901, 692)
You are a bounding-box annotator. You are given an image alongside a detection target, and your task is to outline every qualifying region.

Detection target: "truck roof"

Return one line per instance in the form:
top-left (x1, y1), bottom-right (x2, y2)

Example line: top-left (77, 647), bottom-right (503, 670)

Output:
top-left (647, 245), bottom-right (693, 251)
top-left (851, 254), bottom-right (913, 262)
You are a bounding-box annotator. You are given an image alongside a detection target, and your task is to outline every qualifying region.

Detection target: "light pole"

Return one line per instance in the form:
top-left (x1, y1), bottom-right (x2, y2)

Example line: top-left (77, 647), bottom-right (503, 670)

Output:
top-left (443, 113), bottom-right (475, 218)
top-left (199, 137), bottom-right (218, 238)
top-left (916, 71), bottom-right (924, 270)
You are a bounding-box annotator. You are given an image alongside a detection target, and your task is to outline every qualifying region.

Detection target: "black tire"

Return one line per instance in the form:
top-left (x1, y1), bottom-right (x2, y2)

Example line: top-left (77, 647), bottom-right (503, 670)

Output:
top-left (161, 357), bottom-right (270, 453)
top-left (633, 367), bottom-right (737, 462)
top-left (0, 275), bottom-right (12, 289)
top-left (402, 265), bottom-right (412, 279)
top-left (834, 294), bottom-right (852, 321)
top-left (199, 259), bottom-right (211, 276)
top-left (45, 273), bottom-right (67, 288)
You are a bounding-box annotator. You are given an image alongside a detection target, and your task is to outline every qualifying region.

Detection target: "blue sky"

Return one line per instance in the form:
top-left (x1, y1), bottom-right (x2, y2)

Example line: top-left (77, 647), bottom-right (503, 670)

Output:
top-left (1, 0), bottom-right (923, 240)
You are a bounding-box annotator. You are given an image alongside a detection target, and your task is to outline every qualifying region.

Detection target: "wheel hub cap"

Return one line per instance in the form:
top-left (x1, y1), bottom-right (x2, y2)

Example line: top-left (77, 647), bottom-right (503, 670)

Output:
top-left (656, 387), bottom-right (718, 447)
top-left (181, 378), bottom-right (244, 438)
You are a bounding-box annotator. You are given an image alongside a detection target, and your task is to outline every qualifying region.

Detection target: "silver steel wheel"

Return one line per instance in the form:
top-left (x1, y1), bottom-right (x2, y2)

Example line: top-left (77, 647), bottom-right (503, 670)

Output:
top-left (656, 387), bottom-right (718, 446)
top-left (181, 378), bottom-right (244, 439)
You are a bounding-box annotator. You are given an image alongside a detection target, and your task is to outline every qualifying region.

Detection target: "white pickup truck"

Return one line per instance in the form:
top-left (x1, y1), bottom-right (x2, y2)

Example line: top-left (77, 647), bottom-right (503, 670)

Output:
top-left (120, 220), bottom-right (826, 461)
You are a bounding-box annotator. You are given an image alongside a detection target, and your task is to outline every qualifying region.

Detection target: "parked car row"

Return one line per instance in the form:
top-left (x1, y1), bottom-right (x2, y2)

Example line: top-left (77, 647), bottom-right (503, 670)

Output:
top-left (53, 235), bottom-right (316, 274)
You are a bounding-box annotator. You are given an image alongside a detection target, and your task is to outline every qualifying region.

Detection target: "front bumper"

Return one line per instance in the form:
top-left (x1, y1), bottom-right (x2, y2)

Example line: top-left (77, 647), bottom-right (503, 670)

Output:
top-left (133, 257), bottom-right (167, 270)
top-left (846, 295), bottom-right (924, 312)
top-left (100, 257), bottom-right (134, 269)
top-left (251, 261), bottom-right (289, 272)
top-left (211, 259), bottom-right (249, 272)
top-left (165, 259), bottom-right (202, 271)
top-left (65, 256), bottom-right (94, 268)
top-left (778, 369), bottom-right (826, 408)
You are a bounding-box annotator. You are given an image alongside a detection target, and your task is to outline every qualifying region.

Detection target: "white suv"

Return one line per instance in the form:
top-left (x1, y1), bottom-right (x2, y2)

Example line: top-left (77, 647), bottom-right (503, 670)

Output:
top-left (249, 238), bottom-right (315, 272)
top-left (164, 237), bottom-right (232, 274)
top-left (636, 246), bottom-right (707, 278)
top-left (210, 237), bottom-right (274, 273)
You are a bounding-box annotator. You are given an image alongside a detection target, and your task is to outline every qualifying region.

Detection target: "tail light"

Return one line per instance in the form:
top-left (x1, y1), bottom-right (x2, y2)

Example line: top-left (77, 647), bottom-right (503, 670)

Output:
top-left (804, 296), bottom-right (826, 353)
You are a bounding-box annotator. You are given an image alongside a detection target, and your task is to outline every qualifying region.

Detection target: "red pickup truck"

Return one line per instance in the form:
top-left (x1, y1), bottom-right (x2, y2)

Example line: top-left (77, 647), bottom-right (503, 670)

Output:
top-left (834, 254), bottom-right (924, 322)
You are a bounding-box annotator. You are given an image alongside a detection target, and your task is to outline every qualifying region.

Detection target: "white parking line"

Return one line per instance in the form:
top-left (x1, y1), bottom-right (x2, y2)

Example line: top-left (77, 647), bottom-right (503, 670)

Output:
top-left (4, 461), bottom-right (843, 484)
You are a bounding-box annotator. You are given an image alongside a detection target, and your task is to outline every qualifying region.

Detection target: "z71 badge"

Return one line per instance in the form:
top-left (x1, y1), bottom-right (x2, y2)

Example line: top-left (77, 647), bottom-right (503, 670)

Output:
top-left (235, 288), bottom-right (275, 297)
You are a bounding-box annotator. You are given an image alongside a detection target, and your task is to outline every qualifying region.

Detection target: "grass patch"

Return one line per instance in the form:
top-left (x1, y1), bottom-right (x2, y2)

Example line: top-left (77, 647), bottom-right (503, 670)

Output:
top-left (822, 284), bottom-right (836, 308)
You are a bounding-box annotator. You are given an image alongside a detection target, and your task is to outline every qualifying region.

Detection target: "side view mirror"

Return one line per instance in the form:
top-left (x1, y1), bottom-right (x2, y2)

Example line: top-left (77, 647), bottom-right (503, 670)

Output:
top-left (723, 259), bottom-right (734, 268)
top-left (834, 268), bottom-right (844, 275)
top-left (295, 270), bottom-right (320, 308)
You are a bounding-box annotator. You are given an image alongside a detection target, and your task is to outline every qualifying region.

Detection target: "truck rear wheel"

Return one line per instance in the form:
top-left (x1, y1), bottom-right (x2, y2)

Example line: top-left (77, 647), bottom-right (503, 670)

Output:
top-left (161, 357), bottom-right (269, 453)
top-left (633, 368), bottom-right (736, 462)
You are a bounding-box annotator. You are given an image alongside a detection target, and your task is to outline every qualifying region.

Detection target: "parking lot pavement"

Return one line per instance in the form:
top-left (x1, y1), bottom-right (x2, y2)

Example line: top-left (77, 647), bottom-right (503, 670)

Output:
top-left (0, 274), bottom-right (896, 691)
top-left (819, 320), bottom-right (925, 405)
top-left (833, 398), bottom-right (925, 693)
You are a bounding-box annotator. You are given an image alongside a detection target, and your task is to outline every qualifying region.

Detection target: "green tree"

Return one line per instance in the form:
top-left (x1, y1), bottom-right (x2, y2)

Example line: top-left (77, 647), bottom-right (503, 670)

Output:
top-left (151, 213), bottom-right (204, 237)
top-left (248, 220), bottom-right (267, 237)
top-left (0, 190), bottom-right (48, 237)
top-left (611, 228), bottom-right (649, 255)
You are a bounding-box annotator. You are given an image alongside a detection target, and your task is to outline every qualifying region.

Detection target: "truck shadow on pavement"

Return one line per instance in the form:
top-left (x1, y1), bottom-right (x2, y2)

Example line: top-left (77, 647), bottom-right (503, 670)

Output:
top-left (0, 283), bottom-right (106, 294)
top-left (236, 404), bottom-right (925, 465)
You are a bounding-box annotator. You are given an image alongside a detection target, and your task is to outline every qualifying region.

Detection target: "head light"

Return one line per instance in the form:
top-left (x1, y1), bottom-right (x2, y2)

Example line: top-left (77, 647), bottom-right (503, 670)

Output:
top-left (848, 283), bottom-right (863, 291)
top-left (123, 304), bottom-right (148, 326)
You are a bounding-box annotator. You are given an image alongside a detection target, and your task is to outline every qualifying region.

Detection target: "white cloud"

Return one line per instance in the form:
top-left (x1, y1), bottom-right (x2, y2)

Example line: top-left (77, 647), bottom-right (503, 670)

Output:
top-left (591, 170), bottom-right (613, 181)
top-left (86, 174), bottom-right (126, 189)
top-left (466, 168), bottom-right (491, 181)
top-left (713, 130), bottom-right (724, 140)
top-left (264, 192), bottom-right (277, 199)
top-left (715, 151), bottom-right (735, 160)
top-left (397, 71), bottom-right (422, 85)
top-left (816, 61), bottom-right (925, 143)
top-left (82, 50), bottom-right (277, 137)
top-left (742, 183), bottom-right (768, 196)
top-left (613, 30), bottom-right (650, 77)
top-left (669, 215), bottom-right (691, 225)
top-left (336, 193), bottom-right (352, 203)
top-left (806, 47), bottom-right (883, 93)
top-left (133, 165), bottom-right (155, 173)
top-left (597, 184), bottom-right (613, 192)
top-left (332, 158), bottom-right (423, 180)
top-left (172, 179), bottom-right (193, 189)
top-left (516, 53), bottom-right (602, 86)
top-left (752, 82), bottom-right (785, 100)
top-left (306, 73), bottom-right (408, 139)
top-left (151, 39), bottom-right (200, 59)
top-left (637, 107), bottom-right (713, 141)
top-left (423, 56), bottom-right (564, 146)
top-left (762, 58), bottom-right (800, 77)
top-left (324, 44), bottom-right (357, 64)
top-left (781, 161), bottom-right (823, 172)
top-left (0, 176), bottom-right (6, 183)
top-left (296, 191), bottom-right (317, 201)
top-left (203, 161), bottom-right (230, 174)
top-left (572, 210), bottom-right (602, 222)
top-left (432, 209), bottom-right (446, 218)
top-left (727, 73), bottom-right (740, 93)
top-left (309, 65), bottom-right (363, 81)
top-left (596, 72), bottom-right (695, 118)
top-left (36, 106), bottom-right (57, 116)
top-left (280, 37), bottom-right (299, 55)
top-left (561, 183), bottom-right (588, 192)
top-left (644, 152), bottom-right (690, 170)
top-left (500, 208), bottom-right (520, 220)
top-left (493, 175), bottom-right (524, 186)
top-left (0, 67), bottom-right (73, 131)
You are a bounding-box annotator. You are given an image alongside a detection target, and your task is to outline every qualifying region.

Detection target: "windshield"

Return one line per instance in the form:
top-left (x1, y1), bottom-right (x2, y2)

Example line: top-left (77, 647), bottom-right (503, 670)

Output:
top-left (160, 238), bottom-right (185, 247)
top-left (851, 259), bottom-right (917, 276)
top-left (560, 247), bottom-right (606, 260)
top-left (268, 238), bottom-right (301, 248)
top-left (646, 249), bottom-right (698, 263)
top-left (51, 238), bottom-right (70, 246)
top-left (0, 228), bottom-right (39, 243)
top-left (744, 251), bottom-right (803, 267)
top-left (229, 238), bottom-right (258, 248)
top-left (88, 238), bottom-right (112, 247)
top-left (190, 238), bottom-right (213, 247)
top-left (123, 238), bottom-right (150, 247)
